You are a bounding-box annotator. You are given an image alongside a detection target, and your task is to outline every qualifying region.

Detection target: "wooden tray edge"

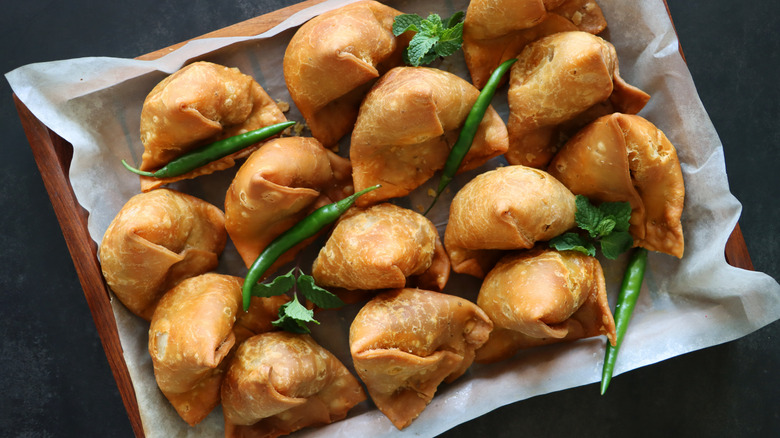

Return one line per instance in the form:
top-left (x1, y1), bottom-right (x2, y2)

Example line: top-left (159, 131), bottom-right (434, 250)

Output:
top-left (12, 0), bottom-right (756, 437)
top-left (13, 93), bottom-right (146, 437)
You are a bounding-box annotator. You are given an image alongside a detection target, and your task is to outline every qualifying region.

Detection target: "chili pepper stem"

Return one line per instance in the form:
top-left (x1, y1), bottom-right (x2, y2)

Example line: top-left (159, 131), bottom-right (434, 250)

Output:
top-left (600, 247), bottom-right (648, 395)
top-left (121, 159), bottom-right (156, 177)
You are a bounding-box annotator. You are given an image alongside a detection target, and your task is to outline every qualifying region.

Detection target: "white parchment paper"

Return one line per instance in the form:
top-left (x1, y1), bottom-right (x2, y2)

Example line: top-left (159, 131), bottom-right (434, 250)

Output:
top-left (7, 0), bottom-right (780, 437)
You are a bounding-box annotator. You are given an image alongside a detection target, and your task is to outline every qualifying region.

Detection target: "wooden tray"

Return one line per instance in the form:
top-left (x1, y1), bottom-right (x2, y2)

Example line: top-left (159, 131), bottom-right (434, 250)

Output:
top-left (12, 1), bottom-right (755, 436)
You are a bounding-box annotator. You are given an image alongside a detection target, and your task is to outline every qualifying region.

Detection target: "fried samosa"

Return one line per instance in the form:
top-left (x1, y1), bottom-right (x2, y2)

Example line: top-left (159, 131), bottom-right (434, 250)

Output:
top-left (148, 274), bottom-right (286, 426)
top-left (505, 31), bottom-right (650, 168)
top-left (312, 203), bottom-right (450, 292)
top-left (444, 165), bottom-right (576, 278)
top-left (99, 189), bottom-right (226, 320)
top-left (138, 61), bottom-right (287, 191)
top-left (548, 113), bottom-right (685, 257)
top-left (283, 0), bottom-right (410, 147)
top-left (221, 332), bottom-right (366, 438)
top-left (475, 249), bottom-right (616, 363)
top-left (351, 66), bottom-right (508, 206)
top-left (350, 288), bottom-right (493, 429)
top-left (224, 136), bottom-right (352, 270)
top-left (463, 0), bottom-right (607, 89)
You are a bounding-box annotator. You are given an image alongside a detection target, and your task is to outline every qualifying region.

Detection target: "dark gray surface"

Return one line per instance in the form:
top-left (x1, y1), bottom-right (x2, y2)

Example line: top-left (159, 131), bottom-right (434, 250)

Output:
top-left (2, 1), bottom-right (777, 437)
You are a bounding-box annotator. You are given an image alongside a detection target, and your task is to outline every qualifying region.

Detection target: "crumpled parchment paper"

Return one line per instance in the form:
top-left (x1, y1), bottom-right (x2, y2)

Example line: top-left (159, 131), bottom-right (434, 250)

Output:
top-left (7, 0), bottom-right (780, 437)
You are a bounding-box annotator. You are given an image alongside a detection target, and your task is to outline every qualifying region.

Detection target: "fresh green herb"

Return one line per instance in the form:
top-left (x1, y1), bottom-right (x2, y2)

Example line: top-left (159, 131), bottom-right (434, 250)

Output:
top-left (241, 184), bottom-right (380, 310)
top-left (600, 247), bottom-right (648, 394)
top-left (392, 11), bottom-right (465, 67)
top-left (251, 267), bottom-right (345, 334)
top-left (550, 195), bottom-right (633, 259)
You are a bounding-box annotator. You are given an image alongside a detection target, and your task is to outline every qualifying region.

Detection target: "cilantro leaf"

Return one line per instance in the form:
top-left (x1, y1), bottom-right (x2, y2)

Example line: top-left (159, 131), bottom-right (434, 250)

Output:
top-left (600, 231), bottom-right (634, 260)
top-left (297, 275), bottom-right (344, 309)
top-left (393, 11), bottom-right (465, 67)
top-left (273, 295), bottom-right (318, 334)
top-left (251, 267), bottom-right (295, 298)
top-left (550, 232), bottom-right (596, 257)
top-left (251, 267), bottom-right (343, 334)
top-left (392, 14), bottom-right (422, 36)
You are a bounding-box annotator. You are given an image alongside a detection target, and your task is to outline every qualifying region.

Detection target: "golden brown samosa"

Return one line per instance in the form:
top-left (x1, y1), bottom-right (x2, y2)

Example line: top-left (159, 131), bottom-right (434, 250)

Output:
top-left (138, 61), bottom-right (287, 191)
top-left (224, 136), bottom-right (352, 270)
top-left (350, 288), bottom-right (493, 429)
top-left (505, 31), bottom-right (650, 169)
top-left (221, 332), bottom-right (366, 438)
top-left (99, 189), bottom-right (226, 320)
top-left (463, 0), bottom-right (607, 89)
top-left (351, 66), bottom-right (508, 207)
top-left (312, 203), bottom-right (450, 292)
top-left (148, 274), bottom-right (286, 426)
top-left (475, 248), bottom-right (616, 363)
top-left (444, 165), bottom-right (576, 278)
top-left (283, 1), bottom-right (410, 147)
top-left (548, 113), bottom-right (685, 257)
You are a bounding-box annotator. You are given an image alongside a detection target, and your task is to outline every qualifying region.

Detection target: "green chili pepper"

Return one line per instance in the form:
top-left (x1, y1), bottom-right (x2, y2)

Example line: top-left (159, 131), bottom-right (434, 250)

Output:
top-left (424, 58), bottom-right (517, 215)
top-left (122, 121), bottom-right (296, 178)
top-left (600, 247), bottom-right (648, 395)
top-left (241, 184), bottom-right (381, 310)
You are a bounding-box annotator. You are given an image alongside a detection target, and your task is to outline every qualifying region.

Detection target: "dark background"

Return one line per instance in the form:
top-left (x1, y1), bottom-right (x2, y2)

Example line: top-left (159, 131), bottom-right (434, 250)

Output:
top-left (2, 0), bottom-right (778, 437)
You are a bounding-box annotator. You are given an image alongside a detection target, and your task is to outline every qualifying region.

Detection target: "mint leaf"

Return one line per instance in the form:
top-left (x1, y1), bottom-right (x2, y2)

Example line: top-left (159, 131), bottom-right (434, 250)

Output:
top-left (550, 233), bottom-right (597, 257)
top-left (434, 25), bottom-right (463, 57)
top-left (444, 11), bottom-right (465, 28)
top-left (393, 12), bottom-right (465, 66)
top-left (554, 195), bottom-right (635, 259)
top-left (297, 274), bottom-right (344, 309)
top-left (420, 14), bottom-right (444, 33)
top-left (407, 33), bottom-right (439, 66)
top-left (599, 201), bottom-right (632, 232)
top-left (600, 231), bottom-right (634, 260)
top-left (574, 195), bottom-right (603, 236)
top-left (593, 217), bottom-right (616, 239)
top-left (392, 14), bottom-right (422, 36)
top-left (251, 268), bottom-right (295, 298)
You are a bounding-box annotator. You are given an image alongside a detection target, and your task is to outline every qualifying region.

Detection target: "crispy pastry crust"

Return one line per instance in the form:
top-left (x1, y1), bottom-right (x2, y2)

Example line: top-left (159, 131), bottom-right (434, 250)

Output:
top-left (463, 0), bottom-right (607, 88)
top-left (138, 61), bottom-right (287, 191)
top-left (283, 1), bottom-right (409, 147)
top-left (549, 113), bottom-right (685, 257)
top-left (475, 249), bottom-right (616, 363)
top-left (99, 189), bottom-right (226, 320)
top-left (350, 288), bottom-right (493, 429)
top-left (312, 203), bottom-right (450, 292)
top-left (505, 31), bottom-right (650, 168)
top-left (221, 332), bottom-right (366, 438)
top-left (350, 66), bottom-right (508, 206)
top-left (224, 136), bottom-right (353, 269)
top-left (147, 274), bottom-right (286, 425)
top-left (444, 165), bottom-right (576, 278)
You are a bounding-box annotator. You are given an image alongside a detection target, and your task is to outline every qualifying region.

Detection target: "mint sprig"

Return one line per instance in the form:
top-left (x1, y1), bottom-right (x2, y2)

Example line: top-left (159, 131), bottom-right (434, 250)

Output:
top-left (392, 11), bottom-right (465, 67)
top-left (250, 267), bottom-right (344, 334)
top-left (550, 195), bottom-right (634, 260)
